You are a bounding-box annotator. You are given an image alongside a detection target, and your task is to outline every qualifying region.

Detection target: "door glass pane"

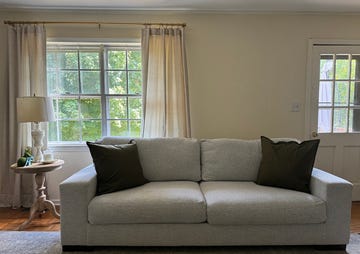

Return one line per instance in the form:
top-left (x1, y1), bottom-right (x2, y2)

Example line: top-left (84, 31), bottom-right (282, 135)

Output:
top-left (350, 81), bottom-right (360, 106)
top-left (336, 54), bottom-right (350, 79)
top-left (334, 82), bottom-right (349, 106)
top-left (318, 108), bottom-right (332, 133)
top-left (319, 81), bottom-right (333, 106)
top-left (351, 55), bottom-right (360, 80)
top-left (320, 55), bottom-right (334, 79)
top-left (349, 109), bottom-right (360, 132)
top-left (333, 108), bottom-right (348, 133)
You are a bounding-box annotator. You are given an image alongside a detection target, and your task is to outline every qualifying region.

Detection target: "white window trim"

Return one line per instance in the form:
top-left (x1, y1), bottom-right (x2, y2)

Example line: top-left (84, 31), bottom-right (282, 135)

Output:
top-left (46, 40), bottom-right (142, 147)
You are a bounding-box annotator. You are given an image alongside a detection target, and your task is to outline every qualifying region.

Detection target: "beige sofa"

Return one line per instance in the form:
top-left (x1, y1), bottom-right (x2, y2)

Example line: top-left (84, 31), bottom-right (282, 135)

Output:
top-left (60, 137), bottom-right (353, 250)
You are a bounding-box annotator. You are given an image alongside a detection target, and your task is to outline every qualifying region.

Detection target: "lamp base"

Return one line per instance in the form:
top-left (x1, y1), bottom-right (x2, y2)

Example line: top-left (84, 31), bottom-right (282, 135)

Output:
top-left (32, 123), bottom-right (44, 163)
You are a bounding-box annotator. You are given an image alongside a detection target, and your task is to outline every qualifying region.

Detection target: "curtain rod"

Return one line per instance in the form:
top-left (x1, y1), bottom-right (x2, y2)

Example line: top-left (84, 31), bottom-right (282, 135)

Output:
top-left (3, 20), bottom-right (186, 27)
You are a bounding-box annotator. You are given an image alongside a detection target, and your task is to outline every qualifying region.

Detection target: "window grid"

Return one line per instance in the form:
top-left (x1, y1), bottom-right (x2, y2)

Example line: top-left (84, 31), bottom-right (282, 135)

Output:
top-left (318, 53), bottom-right (360, 133)
top-left (47, 44), bottom-right (142, 144)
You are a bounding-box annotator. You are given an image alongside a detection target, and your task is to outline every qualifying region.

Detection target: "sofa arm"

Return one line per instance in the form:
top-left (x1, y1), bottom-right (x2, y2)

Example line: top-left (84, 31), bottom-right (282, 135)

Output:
top-left (60, 164), bottom-right (97, 246)
top-left (310, 168), bottom-right (353, 243)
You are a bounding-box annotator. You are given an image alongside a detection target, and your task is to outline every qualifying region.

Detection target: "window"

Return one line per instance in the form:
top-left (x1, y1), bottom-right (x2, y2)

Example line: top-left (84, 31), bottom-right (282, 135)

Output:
top-left (318, 53), bottom-right (360, 133)
top-left (47, 43), bottom-right (142, 144)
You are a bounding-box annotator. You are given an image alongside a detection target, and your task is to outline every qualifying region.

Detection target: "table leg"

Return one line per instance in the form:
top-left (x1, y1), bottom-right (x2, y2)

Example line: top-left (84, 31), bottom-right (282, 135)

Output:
top-left (16, 172), bottom-right (60, 230)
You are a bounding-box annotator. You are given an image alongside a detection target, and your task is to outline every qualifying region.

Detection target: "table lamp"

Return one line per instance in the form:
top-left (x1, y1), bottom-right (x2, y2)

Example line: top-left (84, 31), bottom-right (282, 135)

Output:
top-left (17, 96), bottom-right (55, 162)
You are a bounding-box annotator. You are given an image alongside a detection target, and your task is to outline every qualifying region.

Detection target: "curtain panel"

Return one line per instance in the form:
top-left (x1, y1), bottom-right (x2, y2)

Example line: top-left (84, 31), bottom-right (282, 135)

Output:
top-left (0, 24), bottom-right (47, 208)
top-left (141, 26), bottom-right (191, 138)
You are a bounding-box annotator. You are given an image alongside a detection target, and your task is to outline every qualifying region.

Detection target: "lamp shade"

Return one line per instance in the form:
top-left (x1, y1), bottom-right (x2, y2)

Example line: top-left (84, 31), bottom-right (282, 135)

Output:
top-left (17, 96), bottom-right (55, 123)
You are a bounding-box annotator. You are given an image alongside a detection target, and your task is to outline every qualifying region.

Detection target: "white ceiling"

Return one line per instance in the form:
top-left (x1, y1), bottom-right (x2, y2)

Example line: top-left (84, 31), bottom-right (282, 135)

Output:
top-left (1, 0), bottom-right (360, 12)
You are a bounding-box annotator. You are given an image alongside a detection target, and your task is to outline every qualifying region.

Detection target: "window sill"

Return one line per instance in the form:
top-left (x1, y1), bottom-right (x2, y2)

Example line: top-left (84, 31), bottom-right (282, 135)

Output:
top-left (48, 143), bottom-right (88, 152)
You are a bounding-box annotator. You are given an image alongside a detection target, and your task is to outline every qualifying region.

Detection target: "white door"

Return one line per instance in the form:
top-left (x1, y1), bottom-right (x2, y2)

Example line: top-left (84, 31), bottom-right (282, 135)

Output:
top-left (309, 44), bottom-right (360, 200)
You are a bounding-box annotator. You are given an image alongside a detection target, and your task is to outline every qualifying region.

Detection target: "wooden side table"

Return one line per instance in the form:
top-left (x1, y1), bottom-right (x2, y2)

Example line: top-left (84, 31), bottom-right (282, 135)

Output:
top-left (10, 159), bottom-right (64, 230)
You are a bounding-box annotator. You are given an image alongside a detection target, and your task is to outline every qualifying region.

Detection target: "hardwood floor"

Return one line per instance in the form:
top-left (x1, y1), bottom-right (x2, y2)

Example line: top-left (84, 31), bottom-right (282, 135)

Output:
top-left (351, 201), bottom-right (360, 233)
top-left (0, 206), bottom-right (60, 231)
top-left (0, 202), bottom-right (359, 232)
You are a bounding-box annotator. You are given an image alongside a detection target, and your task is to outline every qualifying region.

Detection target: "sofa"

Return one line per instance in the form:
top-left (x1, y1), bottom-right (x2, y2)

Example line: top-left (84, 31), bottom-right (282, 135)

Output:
top-left (60, 137), bottom-right (353, 250)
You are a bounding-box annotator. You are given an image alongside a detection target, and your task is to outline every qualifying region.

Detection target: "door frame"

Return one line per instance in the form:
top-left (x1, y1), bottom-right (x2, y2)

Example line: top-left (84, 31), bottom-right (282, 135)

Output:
top-left (305, 39), bottom-right (360, 200)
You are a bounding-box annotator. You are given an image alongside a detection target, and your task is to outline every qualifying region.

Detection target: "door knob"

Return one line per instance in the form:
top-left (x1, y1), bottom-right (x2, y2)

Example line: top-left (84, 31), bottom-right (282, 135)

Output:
top-left (312, 131), bottom-right (318, 138)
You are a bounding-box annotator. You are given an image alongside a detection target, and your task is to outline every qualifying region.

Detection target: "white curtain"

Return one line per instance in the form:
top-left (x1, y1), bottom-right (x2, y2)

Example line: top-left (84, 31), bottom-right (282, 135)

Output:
top-left (0, 24), bottom-right (47, 208)
top-left (141, 26), bottom-right (191, 138)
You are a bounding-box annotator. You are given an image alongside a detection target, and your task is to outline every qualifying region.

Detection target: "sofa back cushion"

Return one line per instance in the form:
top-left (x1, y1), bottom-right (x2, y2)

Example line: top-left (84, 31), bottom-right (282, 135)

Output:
top-left (98, 137), bottom-right (201, 181)
top-left (201, 139), bottom-right (262, 181)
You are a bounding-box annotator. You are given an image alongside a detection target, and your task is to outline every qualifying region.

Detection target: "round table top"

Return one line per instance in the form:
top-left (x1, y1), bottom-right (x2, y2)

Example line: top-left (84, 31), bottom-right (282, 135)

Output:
top-left (11, 159), bottom-right (64, 174)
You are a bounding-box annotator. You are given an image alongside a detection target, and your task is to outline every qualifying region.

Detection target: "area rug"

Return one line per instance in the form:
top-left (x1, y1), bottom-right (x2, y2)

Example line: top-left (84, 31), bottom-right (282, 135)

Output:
top-left (1, 231), bottom-right (360, 254)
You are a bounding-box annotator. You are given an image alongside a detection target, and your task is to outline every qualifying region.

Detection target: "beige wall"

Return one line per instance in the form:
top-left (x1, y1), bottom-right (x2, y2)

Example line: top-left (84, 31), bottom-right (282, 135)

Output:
top-left (1, 9), bottom-right (360, 201)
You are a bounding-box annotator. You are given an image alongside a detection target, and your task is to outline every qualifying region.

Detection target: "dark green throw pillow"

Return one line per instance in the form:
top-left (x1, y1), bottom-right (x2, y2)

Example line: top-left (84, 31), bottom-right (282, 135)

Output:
top-left (87, 142), bottom-right (148, 195)
top-left (256, 136), bottom-right (320, 193)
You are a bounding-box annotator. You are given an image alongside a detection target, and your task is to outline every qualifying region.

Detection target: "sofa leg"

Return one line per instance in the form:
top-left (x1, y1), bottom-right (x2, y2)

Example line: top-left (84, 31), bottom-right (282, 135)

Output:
top-left (315, 244), bottom-right (346, 250)
top-left (62, 245), bottom-right (94, 252)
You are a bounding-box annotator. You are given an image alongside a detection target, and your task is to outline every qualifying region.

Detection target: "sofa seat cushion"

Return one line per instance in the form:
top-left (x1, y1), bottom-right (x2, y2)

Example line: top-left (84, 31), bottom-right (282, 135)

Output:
top-left (88, 181), bottom-right (206, 224)
top-left (200, 181), bottom-right (326, 225)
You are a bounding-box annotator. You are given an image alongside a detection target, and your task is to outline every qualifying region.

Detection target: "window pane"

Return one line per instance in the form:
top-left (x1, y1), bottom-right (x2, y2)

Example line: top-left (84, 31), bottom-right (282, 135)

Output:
top-left (109, 98), bottom-right (127, 119)
top-left (334, 81), bottom-right (349, 106)
top-left (47, 71), bottom-right (58, 95)
top-left (108, 50), bottom-right (126, 69)
top-left (59, 120), bottom-right (81, 141)
top-left (129, 120), bottom-right (141, 137)
top-left (318, 108), bottom-right (332, 133)
top-left (351, 55), bottom-right (360, 80)
top-left (333, 108), bottom-right (348, 133)
top-left (128, 50), bottom-right (141, 70)
top-left (81, 71), bottom-right (100, 94)
top-left (128, 71), bottom-right (142, 95)
top-left (60, 71), bottom-right (79, 94)
top-left (129, 97), bottom-right (142, 119)
top-left (335, 54), bottom-right (350, 80)
top-left (52, 99), bottom-right (58, 119)
top-left (350, 109), bottom-right (360, 132)
top-left (107, 71), bottom-right (126, 94)
top-left (48, 121), bottom-right (57, 142)
top-left (320, 55), bottom-right (334, 80)
top-left (350, 81), bottom-right (360, 106)
top-left (319, 81), bottom-right (333, 106)
top-left (80, 97), bottom-right (101, 119)
top-left (58, 98), bottom-right (79, 119)
top-left (82, 120), bottom-right (102, 141)
top-left (80, 52), bottom-right (99, 69)
top-left (109, 120), bottom-right (128, 136)
top-left (47, 52), bottom-right (57, 70)
top-left (59, 51), bottom-right (78, 69)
